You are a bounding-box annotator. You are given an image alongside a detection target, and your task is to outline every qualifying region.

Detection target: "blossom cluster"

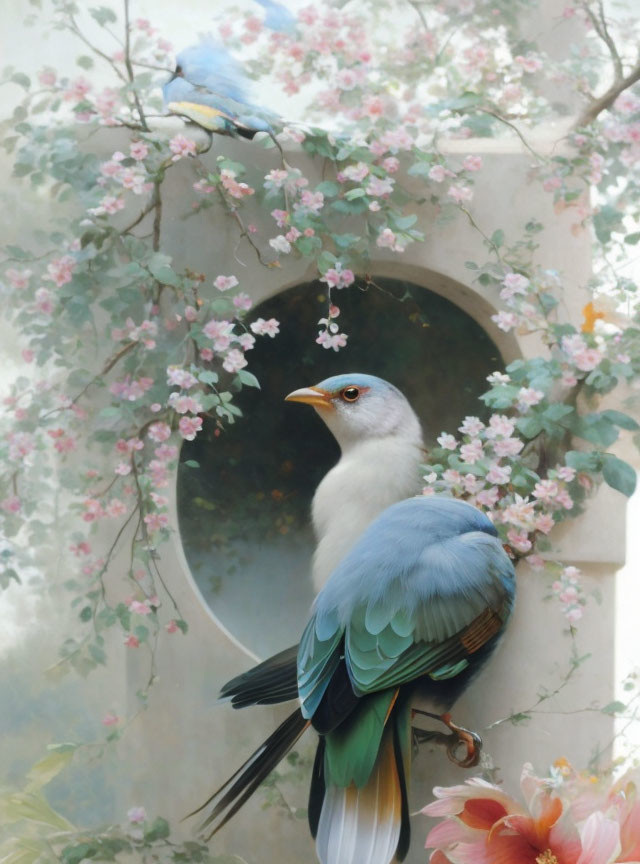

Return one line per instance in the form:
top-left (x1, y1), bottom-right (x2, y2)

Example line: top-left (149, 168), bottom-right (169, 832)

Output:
top-left (424, 761), bottom-right (640, 864)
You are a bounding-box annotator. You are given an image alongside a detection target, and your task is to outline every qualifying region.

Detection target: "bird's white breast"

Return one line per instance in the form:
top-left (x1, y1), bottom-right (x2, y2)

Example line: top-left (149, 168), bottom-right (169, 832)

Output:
top-left (311, 436), bottom-right (424, 591)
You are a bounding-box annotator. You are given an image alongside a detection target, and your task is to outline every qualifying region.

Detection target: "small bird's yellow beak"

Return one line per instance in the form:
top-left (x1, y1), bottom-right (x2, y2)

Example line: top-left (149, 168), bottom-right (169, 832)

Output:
top-left (285, 386), bottom-right (333, 410)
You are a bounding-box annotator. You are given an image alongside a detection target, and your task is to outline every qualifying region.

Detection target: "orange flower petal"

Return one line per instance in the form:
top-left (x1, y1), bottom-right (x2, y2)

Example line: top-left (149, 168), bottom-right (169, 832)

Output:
top-left (460, 798), bottom-right (509, 829)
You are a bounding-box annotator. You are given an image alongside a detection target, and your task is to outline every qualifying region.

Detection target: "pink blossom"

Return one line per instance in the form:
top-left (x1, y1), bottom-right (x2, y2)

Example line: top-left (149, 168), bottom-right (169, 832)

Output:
top-left (486, 414), bottom-right (516, 438)
top-left (366, 176), bottom-right (394, 197)
top-left (558, 466), bottom-right (576, 482)
top-left (459, 416), bottom-right (485, 437)
top-left (114, 462), bottom-right (132, 477)
top-left (250, 317), bottom-right (280, 338)
top-left (233, 292), bottom-right (253, 311)
top-left (460, 439), bottom-right (484, 464)
top-left (178, 416), bottom-right (203, 441)
top-left (447, 184), bottom-right (473, 204)
top-left (167, 366), bottom-right (198, 389)
top-left (493, 437), bottom-right (524, 457)
top-left (200, 348), bottom-right (214, 361)
top-left (486, 463), bottom-right (512, 485)
top-left (476, 486), bottom-right (500, 507)
top-left (143, 512), bottom-right (169, 533)
top-left (377, 228), bottom-right (397, 248)
top-left (1, 496), bottom-right (21, 513)
top-left (5, 268), bottom-right (32, 290)
top-left (565, 607), bottom-right (583, 623)
top-left (148, 422), bottom-right (171, 443)
top-left (169, 394), bottom-right (203, 414)
top-left (462, 474), bottom-right (482, 494)
top-left (203, 319), bottom-right (234, 341)
top-left (109, 376), bottom-right (154, 401)
top-left (38, 68), bottom-right (57, 87)
top-left (574, 347), bottom-right (603, 372)
top-left (436, 433), bottom-right (457, 450)
top-left (442, 469), bottom-right (462, 486)
top-left (214, 274), bottom-right (239, 292)
top-left (271, 208), bottom-right (289, 228)
top-left (130, 141), bottom-right (149, 161)
top-left (166, 620), bottom-right (179, 634)
top-left (500, 272), bottom-right (530, 298)
top-left (129, 598), bottom-right (152, 615)
top-left (462, 155), bottom-right (483, 171)
top-left (526, 554), bottom-right (545, 570)
top-left (518, 386), bottom-right (544, 406)
top-left (155, 444), bottom-right (178, 461)
top-left (428, 165), bottom-right (448, 182)
top-left (492, 310), bottom-right (518, 332)
top-left (220, 169), bottom-right (254, 198)
top-left (341, 162), bottom-right (370, 182)
top-left (295, 190), bottom-right (325, 214)
top-left (515, 53), bottom-right (543, 73)
top-left (102, 712), bottom-right (119, 726)
top-left (533, 479), bottom-right (559, 502)
top-left (169, 134), bottom-right (197, 160)
top-left (106, 498), bottom-right (127, 518)
top-left (382, 157), bottom-right (399, 173)
top-left (223, 349), bottom-right (248, 373)
top-left (316, 330), bottom-right (348, 351)
top-left (184, 306), bottom-right (198, 322)
top-left (320, 263), bottom-right (355, 289)
top-left (507, 528), bottom-right (532, 552)
top-left (7, 432), bottom-right (34, 463)
top-left (127, 806), bottom-right (146, 823)
top-left (555, 488), bottom-right (574, 510)
top-left (237, 333), bottom-right (256, 351)
top-left (43, 255), bottom-right (75, 287)
top-left (63, 77), bottom-right (92, 102)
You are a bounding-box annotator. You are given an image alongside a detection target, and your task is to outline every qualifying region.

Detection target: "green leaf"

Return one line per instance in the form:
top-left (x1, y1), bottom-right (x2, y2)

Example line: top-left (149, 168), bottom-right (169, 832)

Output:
top-left (516, 415), bottom-right (543, 438)
top-left (183, 460), bottom-right (199, 468)
top-left (315, 180), bottom-right (339, 197)
top-left (89, 6), bottom-right (118, 25)
top-left (624, 232), bottom-right (640, 245)
top-left (565, 449), bottom-right (602, 472)
top-left (601, 454), bottom-right (636, 497)
top-left (317, 250), bottom-right (337, 274)
top-left (601, 409), bottom-right (639, 431)
top-left (236, 369), bottom-right (260, 388)
top-left (345, 187), bottom-right (366, 200)
top-left (148, 255), bottom-right (180, 287)
top-left (26, 746), bottom-right (77, 790)
top-left (79, 606), bottom-right (92, 622)
top-left (601, 700), bottom-right (627, 715)
top-left (570, 413), bottom-right (618, 447)
top-left (11, 73), bottom-right (31, 89)
top-left (490, 229), bottom-right (504, 248)
top-left (144, 817), bottom-right (170, 842)
top-left (175, 619), bottom-right (188, 634)
top-left (76, 56), bottom-right (94, 69)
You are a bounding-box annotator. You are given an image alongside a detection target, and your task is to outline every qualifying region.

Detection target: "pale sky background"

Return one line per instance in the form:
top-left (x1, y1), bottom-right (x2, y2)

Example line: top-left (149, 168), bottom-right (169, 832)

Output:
top-left (0, 0), bottom-right (639, 766)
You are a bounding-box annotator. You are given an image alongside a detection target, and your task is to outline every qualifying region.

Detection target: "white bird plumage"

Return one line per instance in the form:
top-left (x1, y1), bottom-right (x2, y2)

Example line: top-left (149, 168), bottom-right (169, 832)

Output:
top-left (285, 373), bottom-right (424, 592)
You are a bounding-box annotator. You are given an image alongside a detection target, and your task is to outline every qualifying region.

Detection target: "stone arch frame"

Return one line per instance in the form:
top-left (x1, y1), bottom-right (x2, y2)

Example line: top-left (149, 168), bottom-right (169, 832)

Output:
top-left (164, 261), bottom-right (520, 665)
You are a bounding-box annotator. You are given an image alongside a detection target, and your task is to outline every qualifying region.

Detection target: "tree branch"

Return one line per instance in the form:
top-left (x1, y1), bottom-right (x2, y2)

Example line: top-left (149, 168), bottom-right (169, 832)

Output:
top-left (123, 0), bottom-right (149, 131)
top-left (574, 59), bottom-right (640, 127)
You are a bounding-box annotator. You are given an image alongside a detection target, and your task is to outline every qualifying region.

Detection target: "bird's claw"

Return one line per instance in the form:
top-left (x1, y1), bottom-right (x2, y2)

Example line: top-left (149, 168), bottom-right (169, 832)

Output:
top-left (411, 709), bottom-right (482, 768)
top-left (445, 726), bottom-right (482, 768)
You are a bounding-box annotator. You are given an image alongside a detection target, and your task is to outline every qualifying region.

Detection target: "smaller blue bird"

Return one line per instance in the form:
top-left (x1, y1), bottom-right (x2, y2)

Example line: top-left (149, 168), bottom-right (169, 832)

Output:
top-left (163, 38), bottom-right (277, 139)
top-left (254, 0), bottom-right (297, 34)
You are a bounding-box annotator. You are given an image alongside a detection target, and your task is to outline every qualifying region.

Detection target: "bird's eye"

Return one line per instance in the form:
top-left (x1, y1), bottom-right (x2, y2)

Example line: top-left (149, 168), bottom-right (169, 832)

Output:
top-left (341, 387), bottom-right (360, 403)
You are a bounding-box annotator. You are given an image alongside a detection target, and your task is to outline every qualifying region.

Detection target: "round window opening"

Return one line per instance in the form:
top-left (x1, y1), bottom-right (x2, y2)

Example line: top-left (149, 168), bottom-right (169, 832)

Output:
top-left (177, 278), bottom-right (504, 658)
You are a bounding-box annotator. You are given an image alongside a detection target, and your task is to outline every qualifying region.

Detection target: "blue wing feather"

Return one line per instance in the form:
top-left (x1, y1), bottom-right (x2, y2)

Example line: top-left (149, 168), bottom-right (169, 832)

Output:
top-left (297, 496), bottom-right (515, 714)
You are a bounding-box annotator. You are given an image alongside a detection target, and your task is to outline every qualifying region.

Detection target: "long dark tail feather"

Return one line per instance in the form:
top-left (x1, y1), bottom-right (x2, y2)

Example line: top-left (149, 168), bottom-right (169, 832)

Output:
top-left (392, 711), bottom-right (411, 862)
top-left (185, 708), bottom-right (309, 841)
top-left (219, 645), bottom-right (299, 708)
top-left (308, 737), bottom-right (326, 839)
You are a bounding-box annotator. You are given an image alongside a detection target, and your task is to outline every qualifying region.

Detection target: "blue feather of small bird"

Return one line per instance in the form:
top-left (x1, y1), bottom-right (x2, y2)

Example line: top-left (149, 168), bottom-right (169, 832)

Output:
top-left (163, 37), bottom-right (276, 134)
top-left (254, 0), bottom-right (296, 33)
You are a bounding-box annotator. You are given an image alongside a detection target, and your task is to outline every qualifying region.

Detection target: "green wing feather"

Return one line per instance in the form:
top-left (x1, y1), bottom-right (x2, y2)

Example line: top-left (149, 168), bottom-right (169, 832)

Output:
top-left (323, 689), bottom-right (396, 787)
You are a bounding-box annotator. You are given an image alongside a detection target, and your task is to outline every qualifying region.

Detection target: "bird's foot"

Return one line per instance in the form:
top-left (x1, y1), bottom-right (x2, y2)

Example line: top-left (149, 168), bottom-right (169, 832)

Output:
top-left (411, 709), bottom-right (482, 768)
top-left (440, 713), bottom-right (482, 768)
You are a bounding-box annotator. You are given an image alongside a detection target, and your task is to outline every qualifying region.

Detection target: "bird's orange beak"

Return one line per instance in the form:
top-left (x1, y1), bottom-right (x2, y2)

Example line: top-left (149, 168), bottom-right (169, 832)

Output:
top-left (285, 386), bottom-right (333, 410)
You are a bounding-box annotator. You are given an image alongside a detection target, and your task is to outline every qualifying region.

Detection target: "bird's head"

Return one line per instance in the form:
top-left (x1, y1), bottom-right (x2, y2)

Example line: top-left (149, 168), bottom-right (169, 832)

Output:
top-left (285, 373), bottom-right (422, 450)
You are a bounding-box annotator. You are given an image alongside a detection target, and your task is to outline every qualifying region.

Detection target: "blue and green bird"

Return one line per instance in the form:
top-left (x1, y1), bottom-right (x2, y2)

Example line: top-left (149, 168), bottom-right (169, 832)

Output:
top-left (189, 374), bottom-right (515, 864)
